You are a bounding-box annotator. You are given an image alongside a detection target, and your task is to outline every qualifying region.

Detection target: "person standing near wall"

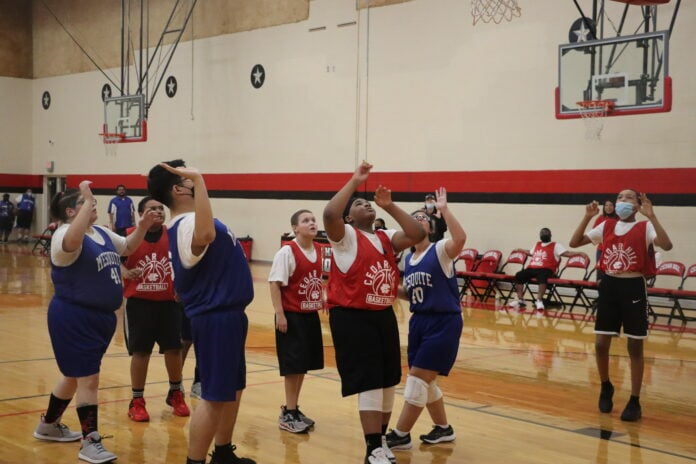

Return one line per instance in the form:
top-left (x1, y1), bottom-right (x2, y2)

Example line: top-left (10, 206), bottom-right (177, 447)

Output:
top-left (15, 188), bottom-right (35, 242)
top-left (269, 209), bottom-right (324, 434)
top-left (121, 196), bottom-right (190, 423)
top-left (33, 180), bottom-right (156, 464)
top-left (569, 189), bottom-right (673, 422)
top-left (323, 161), bottom-right (425, 464)
top-left (147, 160), bottom-right (256, 464)
top-left (108, 184), bottom-right (135, 236)
top-left (0, 193), bottom-right (15, 242)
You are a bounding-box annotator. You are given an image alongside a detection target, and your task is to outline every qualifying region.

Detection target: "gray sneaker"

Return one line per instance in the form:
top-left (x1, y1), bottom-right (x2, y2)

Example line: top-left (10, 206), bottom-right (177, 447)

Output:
top-left (190, 382), bottom-right (202, 399)
top-left (78, 431), bottom-right (117, 464)
top-left (278, 406), bottom-right (309, 434)
top-left (33, 415), bottom-right (82, 442)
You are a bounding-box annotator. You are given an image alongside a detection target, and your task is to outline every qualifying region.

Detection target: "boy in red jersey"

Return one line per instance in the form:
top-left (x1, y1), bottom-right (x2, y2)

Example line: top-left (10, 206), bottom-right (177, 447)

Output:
top-left (269, 209), bottom-right (325, 434)
top-left (570, 189), bottom-right (673, 421)
top-left (323, 161), bottom-right (425, 464)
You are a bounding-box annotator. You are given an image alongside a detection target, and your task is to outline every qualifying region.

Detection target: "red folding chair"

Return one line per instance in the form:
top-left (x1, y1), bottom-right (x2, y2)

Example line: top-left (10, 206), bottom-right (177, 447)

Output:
top-left (495, 250), bottom-right (528, 303)
top-left (648, 261), bottom-right (687, 324)
top-left (548, 254), bottom-right (597, 313)
top-left (455, 248), bottom-right (478, 299)
top-left (466, 250), bottom-right (503, 301)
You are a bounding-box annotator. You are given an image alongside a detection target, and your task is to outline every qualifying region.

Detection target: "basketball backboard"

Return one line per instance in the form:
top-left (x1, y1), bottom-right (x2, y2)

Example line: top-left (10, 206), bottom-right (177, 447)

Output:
top-left (556, 31), bottom-right (671, 119)
top-left (103, 94), bottom-right (147, 142)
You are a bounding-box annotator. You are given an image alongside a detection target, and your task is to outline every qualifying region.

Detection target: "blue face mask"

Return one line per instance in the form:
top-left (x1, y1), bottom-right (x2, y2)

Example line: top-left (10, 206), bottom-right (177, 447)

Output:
top-left (615, 201), bottom-right (634, 220)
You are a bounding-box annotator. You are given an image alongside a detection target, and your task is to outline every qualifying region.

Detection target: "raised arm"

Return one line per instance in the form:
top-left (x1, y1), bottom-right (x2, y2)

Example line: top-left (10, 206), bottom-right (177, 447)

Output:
top-left (374, 185), bottom-right (425, 252)
top-left (433, 187), bottom-right (466, 259)
top-left (639, 193), bottom-right (673, 251)
top-left (122, 209), bottom-right (159, 256)
top-left (569, 201), bottom-right (600, 248)
top-left (323, 161), bottom-right (372, 242)
top-left (62, 181), bottom-right (96, 253)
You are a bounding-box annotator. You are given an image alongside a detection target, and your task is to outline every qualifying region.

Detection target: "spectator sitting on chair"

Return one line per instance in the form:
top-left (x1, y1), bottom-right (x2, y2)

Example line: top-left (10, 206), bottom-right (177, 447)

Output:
top-left (108, 184), bottom-right (135, 236)
top-left (508, 227), bottom-right (588, 312)
top-left (15, 188), bottom-right (36, 243)
top-left (0, 193), bottom-right (15, 242)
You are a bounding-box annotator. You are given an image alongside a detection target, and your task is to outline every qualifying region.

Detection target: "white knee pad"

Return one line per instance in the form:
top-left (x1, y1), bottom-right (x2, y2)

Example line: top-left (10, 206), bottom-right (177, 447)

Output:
top-left (403, 375), bottom-right (429, 408)
top-left (382, 386), bottom-right (395, 413)
top-left (427, 380), bottom-right (443, 404)
top-left (358, 388), bottom-right (383, 411)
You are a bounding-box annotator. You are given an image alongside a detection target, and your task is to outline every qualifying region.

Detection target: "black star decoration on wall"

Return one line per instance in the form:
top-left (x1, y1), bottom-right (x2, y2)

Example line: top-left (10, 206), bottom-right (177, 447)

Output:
top-left (251, 64), bottom-right (265, 89)
top-left (166, 76), bottom-right (178, 98)
top-left (41, 91), bottom-right (51, 110)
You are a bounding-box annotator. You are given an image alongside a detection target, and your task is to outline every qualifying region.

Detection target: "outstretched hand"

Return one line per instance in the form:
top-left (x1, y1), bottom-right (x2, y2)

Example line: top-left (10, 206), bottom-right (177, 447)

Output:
top-left (374, 185), bottom-right (392, 209)
top-left (138, 209), bottom-right (160, 229)
top-left (585, 200), bottom-right (600, 218)
top-left (434, 187), bottom-right (448, 213)
top-left (352, 161), bottom-right (373, 185)
top-left (638, 193), bottom-right (655, 218)
top-left (158, 163), bottom-right (202, 182)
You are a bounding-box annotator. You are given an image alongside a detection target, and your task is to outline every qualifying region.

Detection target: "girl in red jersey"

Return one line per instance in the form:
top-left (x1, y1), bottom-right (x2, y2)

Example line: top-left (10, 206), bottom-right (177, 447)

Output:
top-left (592, 200), bottom-right (619, 280)
top-left (570, 189), bottom-right (673, 422)
top-left (269, 209), bottom-right (325, 434)
top-left (323, 161), bottom-right (425, 464)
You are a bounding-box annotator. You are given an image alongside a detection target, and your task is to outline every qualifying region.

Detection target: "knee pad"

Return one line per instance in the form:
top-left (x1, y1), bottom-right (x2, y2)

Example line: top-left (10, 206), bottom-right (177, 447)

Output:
top-left (427, 380), bottom-right (443, 404)
top-left (382, 386), bottom-right (395, 413)
top-left (403, 375), bottom-right (429, 408)
top-left (358, 388), bottom-right (383, 412)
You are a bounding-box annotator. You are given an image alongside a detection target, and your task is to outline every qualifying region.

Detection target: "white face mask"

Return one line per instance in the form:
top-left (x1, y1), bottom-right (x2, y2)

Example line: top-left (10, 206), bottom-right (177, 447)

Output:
top-left (615, 201), bottom-right (635, 220)
top-left (425, 203), bottom-right (435, 210)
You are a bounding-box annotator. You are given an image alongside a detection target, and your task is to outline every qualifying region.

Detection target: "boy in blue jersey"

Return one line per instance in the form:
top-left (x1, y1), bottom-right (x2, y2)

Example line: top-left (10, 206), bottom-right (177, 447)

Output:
top-left (386, 187), bottom-right (467, 452)
top-left (15, 188), bottom-right (35, 242)
top-left (147, 160), bottom-right (256, 464)
top-left (33, 180), bottom-right (157, 464)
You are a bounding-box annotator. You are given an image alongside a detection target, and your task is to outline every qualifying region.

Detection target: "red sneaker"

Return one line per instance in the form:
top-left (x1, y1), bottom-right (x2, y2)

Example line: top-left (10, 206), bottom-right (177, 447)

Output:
top-left (128, 397), bottom-right (150, 422)
top-left (166, 389), bottom-right (190, 417)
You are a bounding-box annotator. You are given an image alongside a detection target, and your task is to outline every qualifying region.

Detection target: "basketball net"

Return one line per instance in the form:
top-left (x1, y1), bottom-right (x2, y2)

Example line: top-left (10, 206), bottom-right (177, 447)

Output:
top-left (99, 133), bottom-right (124, 157)
top-left (471, 0), bottom-right (522, 25)
top-left (577, 100), bottom-right (614, 140)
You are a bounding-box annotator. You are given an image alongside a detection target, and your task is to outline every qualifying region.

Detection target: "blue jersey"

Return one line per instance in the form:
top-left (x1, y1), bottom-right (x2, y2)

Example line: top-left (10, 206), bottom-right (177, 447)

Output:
top-left (108, 196), bottom-right (135, 229)
top-left (403, 243), bottom-right (460, 313)
top-left (51, 227), bottom-right (123, 312)
top-left (0, 200), bottom-right (13, 218)
top-left (168, 217), bottom-right (254, 317)
top-left (17, 194), bottom-right (35, 212)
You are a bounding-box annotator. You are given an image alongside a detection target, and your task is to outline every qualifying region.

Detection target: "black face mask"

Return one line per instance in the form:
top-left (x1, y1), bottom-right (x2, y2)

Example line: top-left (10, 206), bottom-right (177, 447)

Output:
top-left (540, 234), bottom-right (551, 243)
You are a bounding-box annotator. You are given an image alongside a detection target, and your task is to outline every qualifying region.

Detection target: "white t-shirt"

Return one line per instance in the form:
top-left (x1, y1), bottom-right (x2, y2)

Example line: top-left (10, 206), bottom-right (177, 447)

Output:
top-left (268, 239), bottom-right (319, 286)
top-left (51, 224), bottom-right (127, 266)
top-left (407, 240), bottom-right (455, 278)
top-left (587, 221), bottom-right (657, 247)
top-left (168, 212), bottom-right (208, 269)
top-left (329, 225), bottom-right (398, 274)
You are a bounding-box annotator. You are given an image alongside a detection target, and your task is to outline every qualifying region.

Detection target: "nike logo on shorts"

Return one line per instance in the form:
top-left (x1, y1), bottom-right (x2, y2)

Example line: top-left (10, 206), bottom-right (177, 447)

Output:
top-left (632, 299), bottom-right (641, 304)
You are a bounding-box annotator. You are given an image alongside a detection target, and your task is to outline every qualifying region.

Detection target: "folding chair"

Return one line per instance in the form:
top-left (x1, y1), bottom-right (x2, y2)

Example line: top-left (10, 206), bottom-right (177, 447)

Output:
top-left (671, 264), bottom-right (696, 324)
top-left (494, 250), bottom-right (528, 304)
top-left (647, 261), bottom-right (687, 324)
top-left (455, 248), bottom-right (478, 299)
top-left (548, 254), bottom-right (597, 313)
top-left (31, 223), bottom-right (56, 257)
top-left (464, 250), bottom-right (503, 301)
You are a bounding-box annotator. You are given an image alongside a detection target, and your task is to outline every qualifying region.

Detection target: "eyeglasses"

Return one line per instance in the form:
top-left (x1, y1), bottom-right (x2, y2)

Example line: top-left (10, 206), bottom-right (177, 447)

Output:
top-left (413, 215), bottom-right (429, 221)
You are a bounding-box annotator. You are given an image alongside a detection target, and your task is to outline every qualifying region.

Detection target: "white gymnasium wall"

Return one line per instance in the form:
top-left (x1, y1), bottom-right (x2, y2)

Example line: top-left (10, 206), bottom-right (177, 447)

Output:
top-left (20, 0), bottom-right (696, 262)
top-left (0, 77), bottom-right (32, 172)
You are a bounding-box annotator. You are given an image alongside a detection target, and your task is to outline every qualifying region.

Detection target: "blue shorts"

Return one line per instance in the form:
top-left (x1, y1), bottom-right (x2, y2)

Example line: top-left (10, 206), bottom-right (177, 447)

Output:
top-left (191, 309), bottom-right (248, 401)
top-left (407, 312), bottom-right (462, 376)
top-left (48, 299), bottom-right (117, 377)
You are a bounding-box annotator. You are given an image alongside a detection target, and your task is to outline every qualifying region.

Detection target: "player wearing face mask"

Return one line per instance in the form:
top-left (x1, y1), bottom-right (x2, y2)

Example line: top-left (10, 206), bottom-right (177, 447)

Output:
top-left (424, 194), bottom-right (447, 242)
top-left (508, 228), bottom-right (588, 312)
top-left (570, 189), bottom-right (673, 422)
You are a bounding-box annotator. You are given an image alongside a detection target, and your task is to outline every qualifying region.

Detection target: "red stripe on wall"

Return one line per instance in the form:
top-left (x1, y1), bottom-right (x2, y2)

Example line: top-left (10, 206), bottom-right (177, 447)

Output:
top-left (0, 174), bottom-right (43, 189)
top-left (66, 168), bottom-right (693, 194)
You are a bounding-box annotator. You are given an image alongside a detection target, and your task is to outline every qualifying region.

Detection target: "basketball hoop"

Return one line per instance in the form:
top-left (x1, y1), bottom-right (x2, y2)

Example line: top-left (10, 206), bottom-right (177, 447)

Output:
top-left (577, 100), bottom-right (615, 140)
top-left (99, 132), bottom-right (125, 157)
top-left (471, 0), bottom-right (522, 25)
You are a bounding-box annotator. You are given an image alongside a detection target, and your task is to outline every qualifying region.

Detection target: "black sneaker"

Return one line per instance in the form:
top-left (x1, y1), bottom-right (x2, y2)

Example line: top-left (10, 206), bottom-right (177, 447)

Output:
top-left (419, 425), bottom-right (456, 444)
top-left (598, 382), bottom-right (614, 413)
top-left (620, 401), bottom-right (642, 422)
top-left (385, 429), bottom-right (412, 450)
top-left (209, 444), bottom-right (256, 464)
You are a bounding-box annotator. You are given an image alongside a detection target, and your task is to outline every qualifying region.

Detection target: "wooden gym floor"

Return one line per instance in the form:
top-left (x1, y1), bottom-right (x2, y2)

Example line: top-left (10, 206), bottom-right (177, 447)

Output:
top-left (1, 243), bottom-right (695, 463)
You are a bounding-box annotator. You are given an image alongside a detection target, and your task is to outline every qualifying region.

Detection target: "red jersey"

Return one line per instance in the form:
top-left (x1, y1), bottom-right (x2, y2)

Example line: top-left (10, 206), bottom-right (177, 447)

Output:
top-left (528, 241), bottom-right (560, 271)
top-left (599, 219), bottom-right (656, 276)
top-left (327, 228), bottom-right (398, 310)
top-left (281, 241), bottom-right (324, 313)
top-left (123, 226), bottom-right (175, 301)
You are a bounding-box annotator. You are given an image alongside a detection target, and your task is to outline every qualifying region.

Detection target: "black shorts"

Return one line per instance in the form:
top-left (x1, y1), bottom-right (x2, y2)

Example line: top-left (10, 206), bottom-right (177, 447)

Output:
top-left (275, 311), bottom-right (324, 376)
top-left (0, 217), bottom-right (12, 232)
top-left (595, 275), bottom-right (649, 338)
top-left (124, 297), bottom-right (183, 354)
top-left (329, 306), bottom-right (401, 397)
top-left (15, 210), bottom-right (32, 229)
top-left (515, 267), bottom-right (554, 285)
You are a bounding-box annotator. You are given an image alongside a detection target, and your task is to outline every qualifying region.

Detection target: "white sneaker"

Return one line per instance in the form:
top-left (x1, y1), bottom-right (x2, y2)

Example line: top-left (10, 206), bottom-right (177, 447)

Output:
top-left (366, 446), bottom-right (392, 464)
top-left (508, 300), bottom-right (526, 311)
top-left (381, 436), bottom-right (397, 462)
top-left (190, 382), bottom-right (202, 399)
top-left (78, 432), bottom-right (117, 464)
top-left (33, 415), bottom-right (82, 442)
top-left (535, 300), bottom-right (545, 310)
